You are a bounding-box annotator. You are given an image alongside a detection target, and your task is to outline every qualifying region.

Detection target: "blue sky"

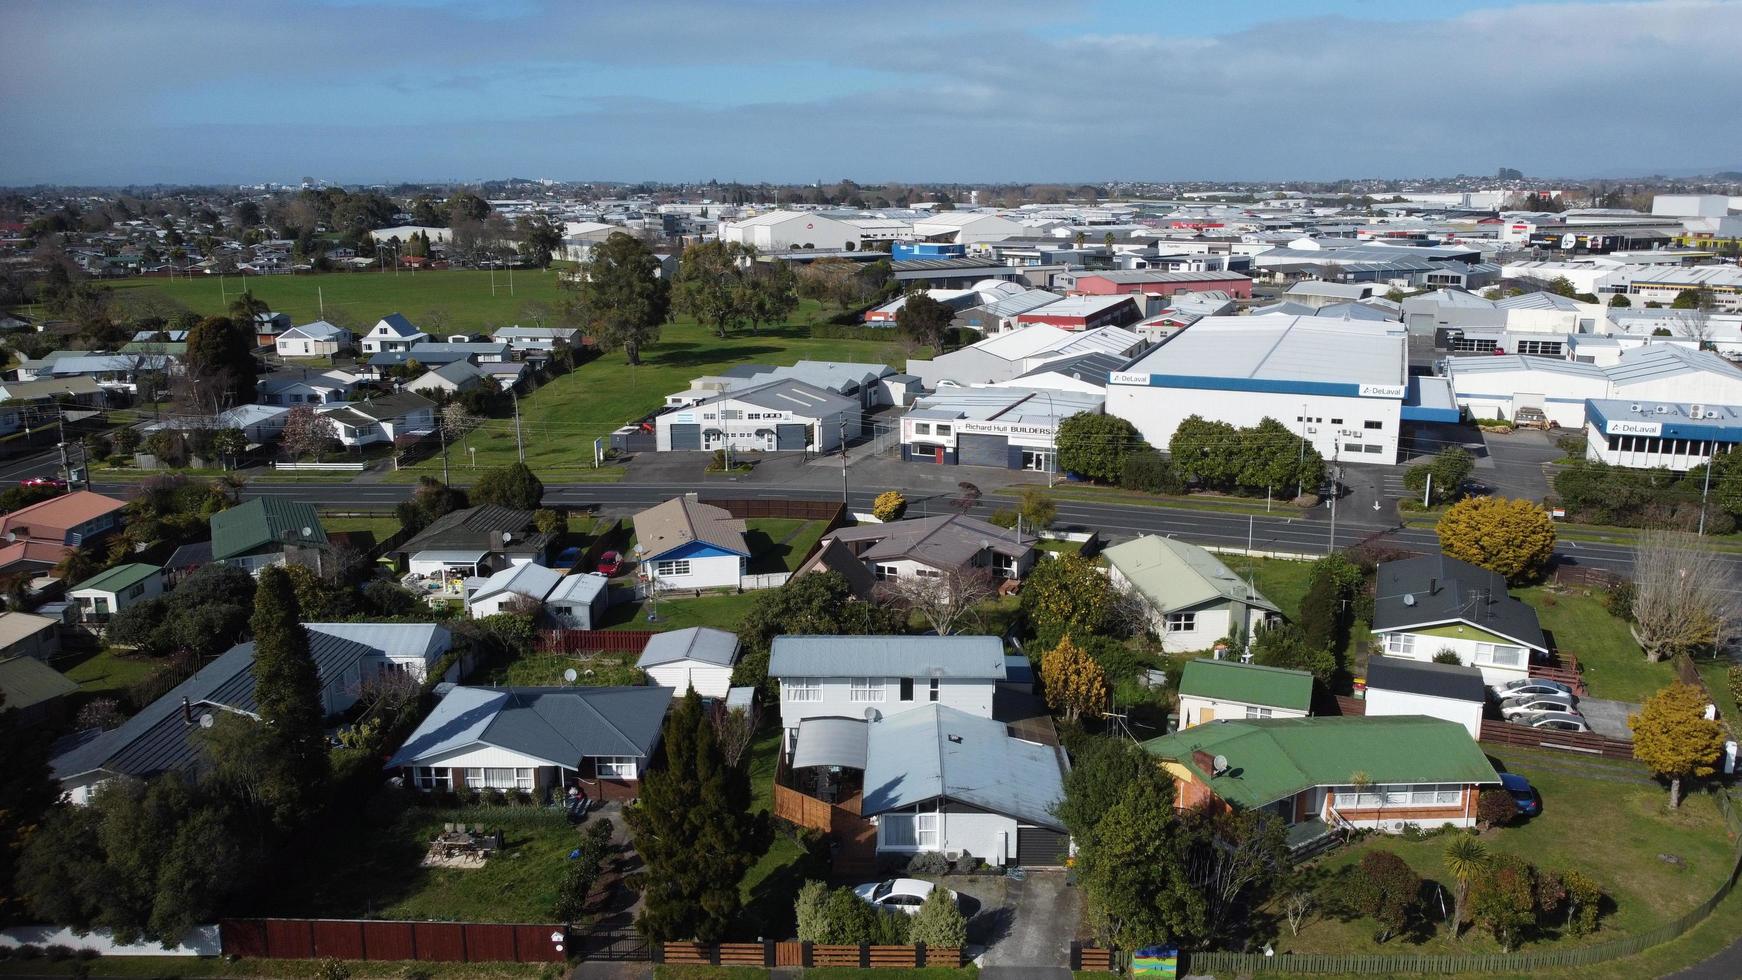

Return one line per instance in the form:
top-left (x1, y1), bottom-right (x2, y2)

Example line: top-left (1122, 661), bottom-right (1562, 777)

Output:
top-left (0, 0), bottom-right (1735, 186)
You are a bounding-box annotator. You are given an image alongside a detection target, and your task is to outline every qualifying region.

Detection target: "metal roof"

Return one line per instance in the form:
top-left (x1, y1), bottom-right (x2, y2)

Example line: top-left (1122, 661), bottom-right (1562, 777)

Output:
top-left (633, 495), bottom-right (749, 559)
top-left (210, 497), bottom-right (326, 561)
top-left (825, 513), bottom-right (1036, 569)
top-left (1103, 535), bottom-right (1278, 616)
top-left (68, 562), bottom-right (160, 596)
top-left (548, 572), bottom-right (610, 605)
top-left (384, 685), bottom-right (670, 769)
top-left (1371, 554), bottom-right (1548, 652)
top-left (1178, 659), bottom-right (1313, 712)
top-left (305, 622), bottom-right (451, 664)
top-left (860, 704), bottom-right (1065, 829)
top-left (397, 505), bottom-right (545, 556)
top-left (1118, 315), bottom-right (1406, 389)
top-left (0, 655), bottom-right (76, 711)
top-left (792, 716), bottom-right (868, 770)
top-left (636, 627), bottom-right (741, 669)
top-left (469, 562), bottom-right (562, 603)
top-left (1365, 656), bottom-right (1486, 702)
top-left (770, 634), bottom-right (1007, 680)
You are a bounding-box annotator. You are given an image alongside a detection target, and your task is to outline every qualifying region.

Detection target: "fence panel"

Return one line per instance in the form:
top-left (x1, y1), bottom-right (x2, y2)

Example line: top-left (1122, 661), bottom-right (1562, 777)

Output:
top-left (411, 922), bottom-right (467, 962)
top-left (460, 923), bottom-right (517, 962)
top-left (218, 920), bottom-right (269, 959)
top-left (534, 629), bottom-right (654, 654)
top-left (718, 942), bottom-right (767, 965)
top-left (741, 572), bottom-right (792, 591)
top-left (775, 941), bottom-right (805, 966)
top-left (264, 919), bottom-right (314, 959)
top-left (515, 925), bottom-right (567, 963)
top-left (868, 946), bottom-right (917, 968)
top-left (361, 921), bottom-right (416, 961)
top-left (813, 944), bottom-right (865, 967)
top-left (662, 942), bottom-right (712, 965)
top-left (310, 920), bottom-right (365, 960)
top-left (927, 947), bottom-right (963, 967)
top-left (1478, 720), bottom-right (1635, 761)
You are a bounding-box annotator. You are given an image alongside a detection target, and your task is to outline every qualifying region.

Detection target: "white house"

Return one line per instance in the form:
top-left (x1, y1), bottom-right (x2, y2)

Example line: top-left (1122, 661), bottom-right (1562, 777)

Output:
top-left (635, 627), bottom-right (741, 698)
top-left (1370, 554), bottom-right (1549, 687)
top-left (631, 495), bottom-right (749, 592)
top-left (466, 563), bottom-right (564, 619)
top-left (767, 634), bottom-right (1004, 752)
top-left (275, 320), bottom-right (353, 358)
top-left (1363, 656), bottom-right (1487, 739)
top-left (66, 563), bottom-right (163, 626)
top-left (1175, 659), bottom-right (1313, 729)
top-left (408, 360), bottom-right (486, 397)
top-left (1104, 535), bottom-right (1282, 653)
top-left (360, 313), bottom-right (429, 354)
top-left (257, 369), bottom-right (361, 406)
top-left (317, 392), bottom-right (437, 447)
top-left (306, 622), bottom-right (453, 683)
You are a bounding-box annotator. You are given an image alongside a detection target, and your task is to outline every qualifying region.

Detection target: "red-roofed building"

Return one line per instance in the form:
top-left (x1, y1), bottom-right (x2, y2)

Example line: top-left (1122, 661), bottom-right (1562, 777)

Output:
top-left (0, 491), bottom-right (128, 575)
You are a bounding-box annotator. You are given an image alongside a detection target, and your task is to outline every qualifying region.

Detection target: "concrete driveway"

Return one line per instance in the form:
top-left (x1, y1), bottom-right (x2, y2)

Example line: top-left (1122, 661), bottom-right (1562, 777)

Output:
top-left (1577, 697), bottom-right (1639, 740)
top-left (966, 870), bottom-right (1077, 977)
top-left (1477, 428), bottom-right (1563, 501)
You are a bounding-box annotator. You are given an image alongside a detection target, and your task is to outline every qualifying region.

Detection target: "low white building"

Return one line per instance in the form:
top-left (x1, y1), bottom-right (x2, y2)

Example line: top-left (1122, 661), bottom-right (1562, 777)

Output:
top-left (546, 572), bottom-right (610, 630)
top-left (1446, 345), bottom-right (1742, 429)
top-left (1363, 656), bottom-right (1486, 739)
top-left (275, 320), bottom-right (352, 358)
top-left (1175, 658), bottom-right (1312, 729)
top-left (1584, 399), bottom-right (1742, 472)
top-left (635, 627), bottom-right (740, 699)
top-left (654, 379), bottom-right (859, 454)
top-left (631, 495), bottom-right (749, 592)
top-left (719, 210), bottom-right (859, 251)
top-left (66, 563), bottom-right (163, 626)
top-left (900, 386), bottom-right (1102, 471)
top-left (360, 313), bottom-right (429, 354)
top-left (306, 622), bottom-right (453, 683)
top-left (466, 563), bottom-right (562, 619)
top-left (317, 392), bottom-right (437, 447)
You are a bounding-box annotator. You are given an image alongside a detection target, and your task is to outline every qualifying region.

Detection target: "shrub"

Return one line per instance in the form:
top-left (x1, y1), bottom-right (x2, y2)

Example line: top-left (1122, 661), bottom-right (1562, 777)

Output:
top-left (794, 879), bottom-right (831, 942)
top-left (1432, 649), bottom-right (1463, 665)
top-left (986, 508), bottom-right (1018, 529)
top-left (872, 489), bottom-right (907, 522)
top-left (1469, 857), bottom-right (1539, 951)
top-left (1603, 580), bottom-right (1637, 623)
top-left (907, 851), bottom-right (949, 874)
top-left (44, 945), bottom-right (74, 962)
top-left (1348, 850), bottom-right (1420, 943)
top-left (482, 788), bottom-right (507, 807)
top-left (1437, 497), bottom-right (1556, 584)
top-left (1477, 788), bottom-right (1519, 829)
top-left (316, 957), bottom-right (352, 980)
top-left (1560, 868), bottom-right (1605, 937)
top-left (1120, 450), bottom-right (1186, 494)
top-left (909, 885), bottom-right (969, 948)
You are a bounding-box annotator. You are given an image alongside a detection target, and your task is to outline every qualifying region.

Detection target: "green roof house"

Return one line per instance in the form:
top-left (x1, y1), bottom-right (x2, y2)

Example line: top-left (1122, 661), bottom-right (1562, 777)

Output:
top-left (1143, 716), bottom-right (1501, 848)
top-left (1177, 658), bottom-right (1313, 728)
top-left (67, 562), bottom-right (163, 625)
top-left (210, 498), bottom-right (328, 575)
top-left (1104, 535), bottom-right (1280, 653)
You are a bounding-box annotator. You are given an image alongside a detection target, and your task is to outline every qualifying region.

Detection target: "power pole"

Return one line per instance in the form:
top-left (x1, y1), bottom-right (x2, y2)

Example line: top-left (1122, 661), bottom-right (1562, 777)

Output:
top-left (839, 417), bottom-right (849, 505)
top-left (510, 389), bottom-right (525, 463)
top-left (438, 421), bottom-right (450, 484)
top-left (1699, 444), bottom-right (1715, 535)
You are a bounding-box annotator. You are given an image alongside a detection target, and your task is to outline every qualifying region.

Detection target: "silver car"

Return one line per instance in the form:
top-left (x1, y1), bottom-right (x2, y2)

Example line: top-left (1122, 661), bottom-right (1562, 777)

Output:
top-left (1513, 711), bottom-right (1590, 733)
top-left (1491, 678), bottom-right (1576, 700)
top-left (1500, 693), bottom-right (1579, 720)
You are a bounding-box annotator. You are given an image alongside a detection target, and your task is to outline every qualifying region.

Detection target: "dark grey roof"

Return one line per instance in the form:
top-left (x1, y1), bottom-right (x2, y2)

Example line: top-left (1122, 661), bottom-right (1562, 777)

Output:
top-left (51, 633), bottom-right (374, 782)
top-left (1365, 655), bottom-right (1486, 702)
top-left (1372, 554), bottom-right (1548, 652)
top-left (397, 505), bottom-right (548, 556)
top-left (385, 686), bottom-right (671, 768)
top-left (1016, 350), bottom-right (1127, 386)
top-left (825, 513), bottom-right (1035, 571)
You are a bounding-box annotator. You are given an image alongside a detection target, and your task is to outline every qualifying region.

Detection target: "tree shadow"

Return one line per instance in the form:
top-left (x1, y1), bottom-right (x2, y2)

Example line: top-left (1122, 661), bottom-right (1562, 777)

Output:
top-left (734, 826), bottom-right (828, 941)
top-left (651, 345), bottom-right (787, 369)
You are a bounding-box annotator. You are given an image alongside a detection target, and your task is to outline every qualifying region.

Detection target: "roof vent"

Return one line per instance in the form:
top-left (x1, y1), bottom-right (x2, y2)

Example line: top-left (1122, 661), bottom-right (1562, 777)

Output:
top-left (947, 734), bottom-right (964, 744)
top-left (1631, 403), bottom-right (1641, 412)
top-left (1657, 405), bottom-right (1669, 415)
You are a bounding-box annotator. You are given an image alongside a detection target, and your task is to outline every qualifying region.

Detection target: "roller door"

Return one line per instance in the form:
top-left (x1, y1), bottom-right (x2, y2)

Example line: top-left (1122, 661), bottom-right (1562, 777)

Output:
top-left (668, 423), bottom-right (700, 450)
top-left (776, 423), bottom-right (807, 451)
top-left (1016, 826), bottom-right (1068, 867)
top-left (957, 433), bottom-right (1009, 468)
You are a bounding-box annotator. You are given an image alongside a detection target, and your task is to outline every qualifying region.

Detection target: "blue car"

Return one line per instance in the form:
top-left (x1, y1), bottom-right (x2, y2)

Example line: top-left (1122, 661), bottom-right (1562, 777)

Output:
top-left (1500, 772), bottom-right (1541, 817)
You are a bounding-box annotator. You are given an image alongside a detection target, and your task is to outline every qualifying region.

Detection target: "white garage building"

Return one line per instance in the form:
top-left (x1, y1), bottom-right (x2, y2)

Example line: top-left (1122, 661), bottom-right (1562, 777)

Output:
top-left (1105, 315), bottom-right (1427, 464)
top-left (654, 379), bottom-right (860, 454)
top-left (719, 211), bottom-right (860, 252)
top-left (1447, 345), bottom-right (1742, 429)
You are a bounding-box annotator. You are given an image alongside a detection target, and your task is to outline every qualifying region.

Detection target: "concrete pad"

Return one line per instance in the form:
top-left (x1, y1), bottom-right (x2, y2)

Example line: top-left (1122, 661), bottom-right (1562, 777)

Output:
top-left (1578, 697), bottom-right (1638, 740)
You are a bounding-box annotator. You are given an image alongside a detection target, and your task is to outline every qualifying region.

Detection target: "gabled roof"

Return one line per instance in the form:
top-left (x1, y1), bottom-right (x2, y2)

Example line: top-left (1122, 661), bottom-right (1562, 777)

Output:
top-left (69, 562), bottom-right (159, 596)
top-left (469, 562), bottom-right (563, 604)
top-left (1103, 535), bottom-right (1278, 615)
top-left (1178, 659), bottom-right (1312, 711)
top-left (632, 495), bottom-right (748, 559)
top-left (1371, 554), bottom-right (1547, 652)
top-left (305, 622), bottom-right (450, 664)
top-left (636, 627), bottom-right (741, 669)
top-left (860, 704), bottom-right (1065, 829)
top-left (770, 635), bottom-right (1006, 680)
top-left (385, 685), bottom-right (671, 768)
top-left (413, 360), bottom-right (485, 387)
top-left (1143, 716), bottom-right (1500, 810)
top-left (0, 655), bottom-right (77, 711)
top-left (372, 312), bottom-right (424, 337)
top-left (210, 497), bottom-right (326, 561)
top-left (281, 320), bottom-right (351, 341)
top-left (336, 391), bottom-right (437, 422)
top-left (0, 490), bottom-right (127, 537)
top-left (397, 505), bottom-right (545, 556)
top-left (792, 537), bottom-right (877, 598)
top-left (824, 513), bottom-right (1034, 570)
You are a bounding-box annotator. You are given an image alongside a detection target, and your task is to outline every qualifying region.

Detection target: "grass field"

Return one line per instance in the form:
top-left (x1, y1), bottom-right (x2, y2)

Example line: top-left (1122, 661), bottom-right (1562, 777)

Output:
top-left (1518, 586), bottom-right (1668, 703)
top-left (1219, 554), bottom-right (1372, 663)
top-left (493, 650), bottom-right (645, 687)
top-left (54, 646), bottom-right (163, 700)
top-left (743, 518), bottom-right (827, 575)
top-left (1273, 746), bottom-right (1733, 957)
top-left (597, 591), bottom-right (765, 632)
top-left (319, 513), bottom-right (402, 541)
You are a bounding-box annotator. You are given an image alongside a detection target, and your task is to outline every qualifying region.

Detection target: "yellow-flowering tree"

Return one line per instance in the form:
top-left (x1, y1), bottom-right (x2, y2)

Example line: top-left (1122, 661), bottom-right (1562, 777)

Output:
top-left (872, 490), bottom-right (907, 522)
top-left (1631, 682), bottom-right (1727, 808)
top-left (1435, 497), bottom-right (1556, 584)
top-left (1039, 634), bottom-right (1108, 722)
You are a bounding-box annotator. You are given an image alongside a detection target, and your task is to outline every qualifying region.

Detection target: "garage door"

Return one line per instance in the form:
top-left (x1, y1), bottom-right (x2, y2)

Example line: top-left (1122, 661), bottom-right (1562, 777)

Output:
top-left (957, 433), bottom-right (1008, 468)
top-left (668, 423), bottom-right (700, 450)
top-left (1015, 826), bottom-right (1068, 868)
top-left (776, 423), bottom-right (807, 451)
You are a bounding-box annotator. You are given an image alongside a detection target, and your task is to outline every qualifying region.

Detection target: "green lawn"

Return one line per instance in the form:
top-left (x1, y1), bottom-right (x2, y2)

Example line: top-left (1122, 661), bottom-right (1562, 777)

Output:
top-left (737, 725), bottom-right (826, 940)
top-left (1518, 586), bottom-right (1670, 703)
top-left (1696, 658), bottom-right (1741, 728)
top-left (744, 518), bottom-right (828, 575)
top-left (600, 591), bottom-right (766, 632)
top-left (54, 646), bottom-right (163, 699)
top-left (1273, 746), bottom-right (1733, 957)
top-left (320, 513), bottom-right (402, 542)
top-left (493, 650), bottom-right (645, 687)
top-left (1218, 554), bottom-right (1371, 663)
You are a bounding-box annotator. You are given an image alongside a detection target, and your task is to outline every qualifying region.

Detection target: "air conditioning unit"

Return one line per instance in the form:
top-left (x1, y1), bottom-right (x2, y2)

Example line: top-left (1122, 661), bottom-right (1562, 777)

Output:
top-left (1691, 404), bottom-right (1705, 418)
top-left (1656, 405), bottom-right (1670, 415)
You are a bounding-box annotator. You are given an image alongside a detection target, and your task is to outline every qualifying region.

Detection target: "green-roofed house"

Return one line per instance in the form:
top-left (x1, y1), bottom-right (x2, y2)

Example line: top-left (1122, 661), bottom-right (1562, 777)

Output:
top-left (210, 497), bottom-right (328, 575)
top-left (1177, 659), bottom-right (1313, 728)
top-left (1104, 535), bottom-right (1281, 653)
top-left (1143, 716), bottom-right (1501, 847)
top-left (67, 562), bottom-right (163, 626)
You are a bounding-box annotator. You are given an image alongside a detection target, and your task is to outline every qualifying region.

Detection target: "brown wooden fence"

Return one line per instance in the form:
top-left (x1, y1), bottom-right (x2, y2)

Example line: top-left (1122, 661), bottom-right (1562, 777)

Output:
top-left (219, 918), bottom-right (567, 963)
top-left (534, 629), bottom-right (654, 654)
top-left (700, 497), bottom-right (846, 522)
top-left (657, 941), bottom-right (962, 968)
top-left (1071, 943), bottom-right (1118, 971)
top-left (1478, 719), bottom-right (1635, 761)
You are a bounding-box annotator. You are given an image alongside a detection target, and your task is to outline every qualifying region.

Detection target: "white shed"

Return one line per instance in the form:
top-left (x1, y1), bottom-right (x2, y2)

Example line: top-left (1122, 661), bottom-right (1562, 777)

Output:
top-left (1363, 656), bottom-right (1487, 739)
top-left (636, 627), bottom-right (740, 699)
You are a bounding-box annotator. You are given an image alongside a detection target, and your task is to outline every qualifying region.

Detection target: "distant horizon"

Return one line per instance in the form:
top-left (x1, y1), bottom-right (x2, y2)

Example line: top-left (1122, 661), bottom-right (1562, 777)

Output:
top-left (2, 0), bottom-right (1739, 186)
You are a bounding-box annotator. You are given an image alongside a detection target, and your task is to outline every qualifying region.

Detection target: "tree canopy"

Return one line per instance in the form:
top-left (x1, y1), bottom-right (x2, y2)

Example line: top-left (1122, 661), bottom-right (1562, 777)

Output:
top-left (1436, 497), bottom-right (1556, 584)
top-left (248, 565), bottom-right (331, 828)
top-left (1056, 412), bottom-right (1148, 484)
top-left (471, 462), bottom-right (544, 510)
top-left (1169, 415), bottom-right (1323, 497)
top-left (563, 233), bottom-right (671, 365)
top-left (1630, 682), bottom-right (1727, 808)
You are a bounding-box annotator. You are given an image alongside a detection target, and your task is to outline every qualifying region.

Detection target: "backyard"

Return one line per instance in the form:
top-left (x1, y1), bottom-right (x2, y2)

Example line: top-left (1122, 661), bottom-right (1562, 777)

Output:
top-left (596, 591), bottom-right (765, 633)
top-left (1269, 746), bottom-right (1736, 957)
top-left (492, 650), bottom-right (645, 687)
top-left (742, 518), bottom-right (828, 575)
top-left (1517, 585), bottom-right (1670, 703)
top-left (53, 646), bottom-right (164, 701)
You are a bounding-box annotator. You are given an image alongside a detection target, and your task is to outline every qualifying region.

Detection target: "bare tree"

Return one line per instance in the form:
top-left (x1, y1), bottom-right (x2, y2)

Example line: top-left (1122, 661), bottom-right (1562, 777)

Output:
top-left (712, 706), bottom-right (756, 769)
top-left (877, 566), bottom-right (998, 636)
top-left (352, 668), bottom-right (423, 720)
top-left (1631, 529), bottom-right (1742, 661)
top-left (441, 402), bottom-right (480, 457)
top-left (952, 481), bottom-right (982, 515)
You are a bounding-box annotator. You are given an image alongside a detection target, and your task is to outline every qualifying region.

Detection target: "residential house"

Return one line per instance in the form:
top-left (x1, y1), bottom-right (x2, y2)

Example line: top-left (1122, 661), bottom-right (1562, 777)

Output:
top-left (1176, 659), bottom-right (1313, 728)
top-left (1370, 554), bottom-right (1548, 686)
top-left (1142, 716), bottom-right (1502, 843)
top-left (408, 340), bottom-right (509, 365)
top-left (385, 685), bottom-right (672, 802)
top-left (635, 627), bottom-right (741, 698)
top-left (256, 369), bottom-right (361, 406)
top-left (251, 311), bottom-right (293, 347)
top-left (0, 610), bottom-right (61, 662)
top-left (305, 622), bottom-right (453, 683)
top-left (1363, 656), bottom-right (1487, 738)
top-left (790, 537), bottom-right (878, 599)
top-left (317, 391), bottom-right (437, 447)
top-left (395, 505), bottom-right (553, 584)
top-left (0, 377), bottom-right (107, 437)
top-left (51, 632), bottom-right (377, 804)
top-left (466, 563), bottom-right (563, 618)
top-left (632, 495), bottom-right (749, 591)
top-left (0, 491), bottom-right (127, 576)
top-left (34, 353), bottom-right (176, 395)
top-left (360, 313), bottom-right (429, 354)
top-left (408, 360), bottom-right (486, 398)
top-left (67, 563), bottom-right (163, 626)
top-left (275, 320), bottom-right (353, 358)
top-left (820, 513), bottom-right (1037, 582)
top-left (494, 325), bottom-right (581, 357)
top-left (1104, 535), bottom-right (1282, 653)
top-left (210, 497), bottom-right (328, 575)
top-left (0, 655), bottom-right (77, 727)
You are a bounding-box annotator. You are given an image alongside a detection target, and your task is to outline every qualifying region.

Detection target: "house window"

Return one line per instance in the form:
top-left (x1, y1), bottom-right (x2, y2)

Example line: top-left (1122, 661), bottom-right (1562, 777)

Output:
top-left (935, 424), bottom-right (952, 436)
top-left (1245, 706), bottom-right (1273, 719)
top-left (124, 583), bottom-right (146, 601)
top-left (900, 678), bottom-right (914, 702)
top-left (785, 679), bottom-right (822, 702)
top-left (850, 677), bottom-right (885, 702)
top-left (879, 801), bottom-right (940, 850)
top-left (654, 559), bottom-right (691, 578)
top-left (465, 767), bottom-right (534, 790)
top-left (1333, 783), bottom-right (1465, 808)
top-left (875, 564), bottom-right (900, 580)
top-left (1165, 612), bottom-right (1197, 633)
top-left (929, 678), bottom-right (940, 702)
top-left (1475, 642), bottom-right (1526, 668)
top-left (914, 422), bottom-right (931, 435)
top-left (595, 757), bottom-right (638, 779)
top-left (1384, 633), bottom-right (1416, 656)
top-left (413, 767), bottom-right (451, 791)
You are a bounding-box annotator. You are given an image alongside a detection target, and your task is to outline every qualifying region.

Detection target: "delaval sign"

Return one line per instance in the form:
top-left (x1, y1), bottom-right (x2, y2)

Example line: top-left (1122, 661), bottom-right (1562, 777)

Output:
top-left (1110, 371), bottom-right (1152, 386)
top-left (1606, 419), bottom-right (1662, 437)
top-left (1358, 383), bottom-right (1406, 399)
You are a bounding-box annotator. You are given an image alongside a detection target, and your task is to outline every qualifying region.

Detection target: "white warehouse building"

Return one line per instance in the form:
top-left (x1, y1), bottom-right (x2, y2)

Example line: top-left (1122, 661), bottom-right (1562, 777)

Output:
top-left (1446, 345), bottom-right (1742, 430)
top-left (1105, 316), bottom-right (1448, 465)
top-left (718, 211), bottom-right (860, 251)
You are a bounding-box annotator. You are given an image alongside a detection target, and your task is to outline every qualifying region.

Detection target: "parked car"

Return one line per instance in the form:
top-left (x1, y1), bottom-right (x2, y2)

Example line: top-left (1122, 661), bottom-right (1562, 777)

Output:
top-left (1499, 772), bottom-right (1541, 817)
top-left (1492, 678), bottom-right (1576, 700)
top-left (19, 476), bottom-right (65, 489)
top-left (596, 550), bottom-right (624, 576)
top-left (1500, 694), bottom-right (1580, 720)
top-left (1513, 711), bottom-right (1591, 733)
top-left (852, 878), bottom-right (957, 915)
top-left (552, 546), bottom-right (582, 571)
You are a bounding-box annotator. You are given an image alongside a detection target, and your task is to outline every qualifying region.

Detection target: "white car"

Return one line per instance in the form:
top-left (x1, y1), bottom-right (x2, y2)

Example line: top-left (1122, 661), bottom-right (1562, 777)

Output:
top-left (1513, 711), bottom-right (1591, 733)
top-left (1500, 694), bottom-right (1580, 721)
top-left (852, 878), bottom-right (957, 915)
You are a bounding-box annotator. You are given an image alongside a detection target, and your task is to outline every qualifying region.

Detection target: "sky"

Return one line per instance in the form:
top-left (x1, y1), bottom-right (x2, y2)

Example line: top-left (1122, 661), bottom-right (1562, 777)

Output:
top-left (1, 0), bottom-right (1738, 186)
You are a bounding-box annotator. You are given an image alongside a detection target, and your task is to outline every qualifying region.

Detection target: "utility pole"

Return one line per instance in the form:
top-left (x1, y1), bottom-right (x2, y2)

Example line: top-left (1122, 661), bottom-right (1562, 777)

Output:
top-left (1699, 444), bottom-right (1715, 535)
top-left (1327, 449), bottom-right (1341, 555)
top-left (1297, 401), bottom-right (1308, 498)
top-left (438, 421), bottom-right (450, 484)
top-left (510, 389), bottom-right (525, 463)
top-left (839, 417), bottom-right (849, 505)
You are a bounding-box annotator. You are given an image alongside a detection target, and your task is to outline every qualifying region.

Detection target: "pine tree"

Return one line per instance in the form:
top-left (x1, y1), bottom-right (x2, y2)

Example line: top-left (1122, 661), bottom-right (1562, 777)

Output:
top-left (626, 690), bottom-right (754, 941)
top-left (249, 565), bottom-right (330, 827)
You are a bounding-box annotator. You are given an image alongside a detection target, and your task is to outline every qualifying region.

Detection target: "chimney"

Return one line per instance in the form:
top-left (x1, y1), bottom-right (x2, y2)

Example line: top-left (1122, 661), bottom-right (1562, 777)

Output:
top-left (1429, 576), bottom-right (1437, 595)
top-left (181, 697), bottom-right (193, 725)
top-left (1192, 750), bottom-right (1217, 775)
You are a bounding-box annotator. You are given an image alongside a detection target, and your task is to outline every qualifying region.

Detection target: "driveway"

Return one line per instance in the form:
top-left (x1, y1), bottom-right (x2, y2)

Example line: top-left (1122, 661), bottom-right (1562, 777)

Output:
top-left (1576, 697), bottom-right (1639, 740)
top-left (1478, 428), bottom-right (1563, 502)
top-left (968, 870), bottom-right (1076, 977)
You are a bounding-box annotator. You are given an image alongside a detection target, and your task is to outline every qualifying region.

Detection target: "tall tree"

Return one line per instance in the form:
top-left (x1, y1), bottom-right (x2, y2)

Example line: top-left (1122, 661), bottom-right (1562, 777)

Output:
top-left (278, 405), bottom-right (338, 462)
top-left (625, 691), bottom-right (754, 941)
top-left (564, 233), bottom-right (670, 365)
top-left (249, 565), bottom-right (330, 827)
top-left (1630, 682), bottom-right (1727, 808)
top-left (672, 240), bottom-right (749, 338)
top-left (1056, 412), bottom-right (1147, 484)
top-left (1038, 634), bottom-right (1108, 722)
top-left (896, 292), bottom-right (954, 354)
top-left (471, 461), bottom-right (544, 510)
top-left (1629, 529), bottom-right (1742, 661)
top-left (184, 315), bottom-right (256, 410)
top-left (739, 257), bottom-right (798, 335)
top-left (515, 215), bottom-right (563, 269)
top-left (1075, 776), bottom-right (1201, 949)
top-left (1435, 497), bottom-right (1556, 584)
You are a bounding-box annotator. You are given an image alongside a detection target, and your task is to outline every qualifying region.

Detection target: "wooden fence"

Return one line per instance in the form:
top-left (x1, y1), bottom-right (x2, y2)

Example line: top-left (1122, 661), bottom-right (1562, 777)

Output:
top-left (534, 629), bottom-right (654, 654)
top-left (699, 497), bottom-right (847, 522)
top-left (1477, 719), bottom-right (1635, 761)
top-left (1071, 943), bottom-right (1118, 971)
top-left (656, 941), bottom-right (962, 968)
top-left (218, 918), bottom-right (567, 963)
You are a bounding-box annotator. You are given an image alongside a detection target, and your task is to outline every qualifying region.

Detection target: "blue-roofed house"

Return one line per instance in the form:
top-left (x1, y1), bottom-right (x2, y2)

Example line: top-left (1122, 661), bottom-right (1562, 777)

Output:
top-left (384, 685), bottom-right (672, 803)
top-left (361, 312), bottom-right (429, 354)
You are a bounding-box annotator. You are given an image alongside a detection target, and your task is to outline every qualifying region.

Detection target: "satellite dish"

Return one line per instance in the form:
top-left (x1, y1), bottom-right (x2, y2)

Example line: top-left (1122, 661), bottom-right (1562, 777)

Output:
top-left (863, 707), bottom-right (882, 723)
top-left (1403, 593), bottom-right (1417, 606)
top-left (1211, 754), bottom-right (1230, 775)
top-left (562, 668), bottom-right (578, 684)
top-left (502, 531), bottom-right (513, 544)
top-left (198, 713), bottom-right (216, 729)
top-left (301, 526), bottom-right (314, 537)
